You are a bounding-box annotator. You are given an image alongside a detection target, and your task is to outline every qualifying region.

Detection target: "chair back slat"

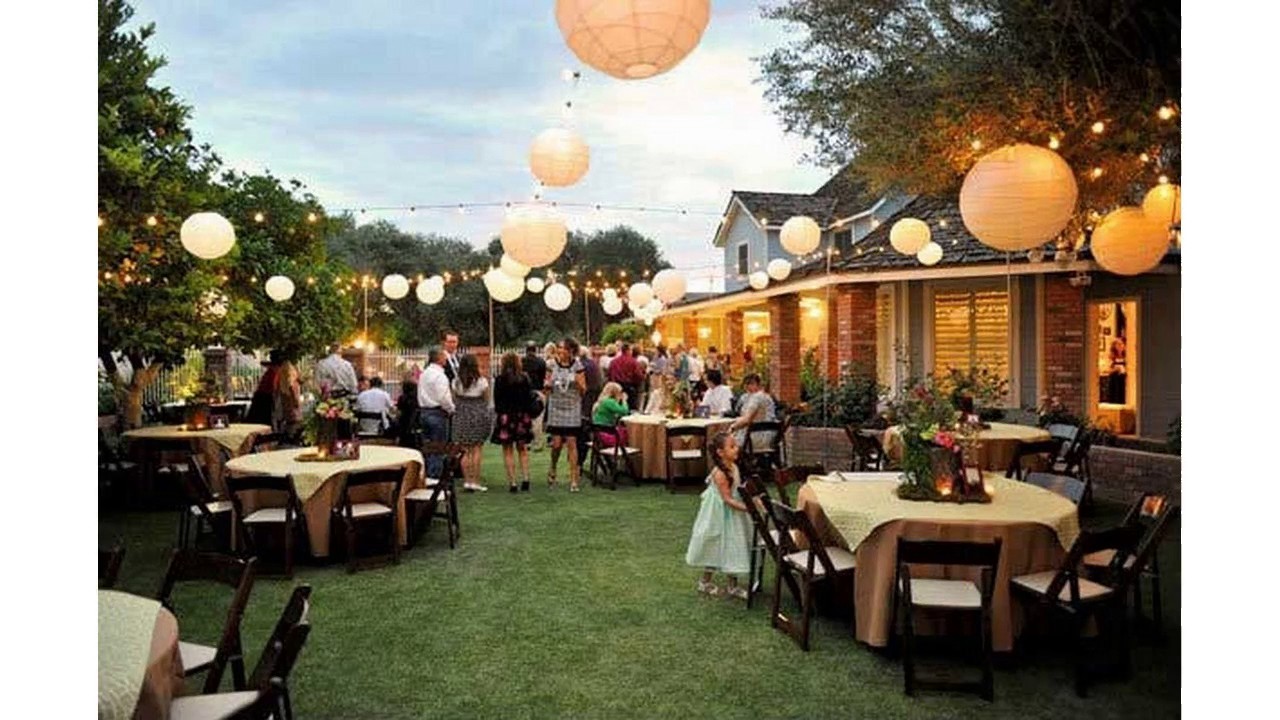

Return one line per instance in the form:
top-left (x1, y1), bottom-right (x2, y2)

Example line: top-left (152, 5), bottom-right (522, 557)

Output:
top-left (897, 537), bottom-right (1002, 601)
top-left (1044, 524), bottom-right (1144, 603)
top-left (770, 502), bottom-right (839, 578)
top-left (99, 546), bottom-right (125, 589)
top-left (1046, 423), bottom-right (1080, 442)
top-left (1025, 471), bottom-right (1087, 504)
top-left (339, 468), bottom-right (404, 520)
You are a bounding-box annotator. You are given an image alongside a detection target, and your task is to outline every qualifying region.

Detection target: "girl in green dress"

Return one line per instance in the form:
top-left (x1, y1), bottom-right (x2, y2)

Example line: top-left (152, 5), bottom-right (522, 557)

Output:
top-left (685, 432), bottom-right (753, 599)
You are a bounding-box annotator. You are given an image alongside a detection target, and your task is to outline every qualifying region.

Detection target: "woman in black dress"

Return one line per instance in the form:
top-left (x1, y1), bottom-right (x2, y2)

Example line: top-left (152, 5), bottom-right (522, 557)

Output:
top-left (491, 352), bottom-right (535, 492)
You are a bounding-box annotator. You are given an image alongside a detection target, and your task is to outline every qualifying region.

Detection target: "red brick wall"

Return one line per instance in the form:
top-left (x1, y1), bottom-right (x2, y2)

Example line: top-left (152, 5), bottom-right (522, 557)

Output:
top-left (682, 315), bottom-right (699, 349)
top-left (769, 294), bottom-right (801, 404)
top-left (725, 310), bottom-right (744, 376)
top-left (831, 284), bottom-right (877, 378)
top-left (1042, 276), bottom-right (1085, 415)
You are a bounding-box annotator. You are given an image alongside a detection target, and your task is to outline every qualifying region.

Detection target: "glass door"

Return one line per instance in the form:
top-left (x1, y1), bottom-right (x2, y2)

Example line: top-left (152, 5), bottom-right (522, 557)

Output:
top-left (1086, 299), bottom-right (1139, 436)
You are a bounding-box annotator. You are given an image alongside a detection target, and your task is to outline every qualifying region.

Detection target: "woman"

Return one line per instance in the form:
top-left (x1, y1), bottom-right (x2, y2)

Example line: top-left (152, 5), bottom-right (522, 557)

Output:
top-left (247, 350), bottom-right (283, 426)
top-left (546, 337), bottom-right (587, 491)
top-left (395, 375), bottom-right (420, 448)
top-left (644, 372), bottom-right (671, 416)
top-left (699, 369), bottom-right (733, 416)
top-left (591, 382), bottom-right (631, 448)
top-left (450, 354), bottom-right (494, 492)
top-left (273, 359), bottom-right (303, 438)
top-left (491, 352), bottom-right (535, 493)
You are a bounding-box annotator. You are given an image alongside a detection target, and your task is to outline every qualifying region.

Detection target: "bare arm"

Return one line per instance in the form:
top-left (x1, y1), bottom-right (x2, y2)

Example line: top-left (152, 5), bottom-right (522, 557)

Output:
top-left (712, 469), bottom-right (747, 512)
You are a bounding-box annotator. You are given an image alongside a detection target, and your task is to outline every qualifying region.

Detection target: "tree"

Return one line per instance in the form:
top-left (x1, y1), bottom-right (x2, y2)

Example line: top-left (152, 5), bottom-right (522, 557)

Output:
top-left (759, 0), bottom-right (1181, 235)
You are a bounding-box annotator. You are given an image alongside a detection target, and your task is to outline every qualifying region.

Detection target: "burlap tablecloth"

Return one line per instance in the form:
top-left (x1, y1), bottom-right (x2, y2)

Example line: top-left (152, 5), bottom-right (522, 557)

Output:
top-left (224, 446), bottom-right (425, 557)
top-left (795, 473), bottom-right (1079, 652)
top-left (98, 590), bottom-right (183, 720)
top-left (621, 415), bottom-right (733, 480)
top-left (879, 422), bottom-right (1051, 472)
top-left (124, 424), bottom-right (272, 496)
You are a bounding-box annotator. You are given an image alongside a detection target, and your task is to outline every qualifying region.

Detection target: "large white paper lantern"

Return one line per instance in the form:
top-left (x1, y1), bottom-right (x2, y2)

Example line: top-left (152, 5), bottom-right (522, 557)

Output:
top-left (780, 216), bottom-right (821, 256)
top-left (643, 298), bottom-right (665, 316)
top-left (382, 273), bottom-right (410, 299)
top-left (628, 282), bottom-right (654, 307)
top-left (180, 212), bottom-right (236, 259)
top-left (264, 275), bottom-right (295, 302)
top-left (889, 218), bottom-right (931, 256)
top-left (748, 271), bottom-right (769, 290)
top-left (483, 268), bottom-right (525, 303)
top-left (526, 277), bottom-right (546, 293)
top-left (602, 287), bottom-right (619, 302)
top-left (500, 205), bottom-right (567, 268)
top-left (544, 282), bottom-right (573, 311)
top-left (766, 258), bottom-right (792, 282)
top-left (602, 296), bottom-right (623, 315)
top-left (555, 0), bottom-right (711, 80)
top-left (959, 144), bottom-right (1079, 252)
top-left (500, 254), bottom-right (531, 279)
top-left (1142, 184), bottom-right (1181, 227)
top-left (917, 241), bottom-right (943, 266)
top-left (529, 128), bottom-right (590, 187)
top-left (1090, 207), bottom-right (1170, 276)
top-left (416, 277), bottom-right (445, 305)
top-left (651, 269), bottom-right (687, 304)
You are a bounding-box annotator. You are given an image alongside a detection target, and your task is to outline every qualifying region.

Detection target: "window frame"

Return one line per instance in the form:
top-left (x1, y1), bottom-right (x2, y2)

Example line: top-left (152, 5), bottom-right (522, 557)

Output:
top-left (922, 278), bottom-right (1020, 404)
top-left (736, 243), bottom-right (749, 276)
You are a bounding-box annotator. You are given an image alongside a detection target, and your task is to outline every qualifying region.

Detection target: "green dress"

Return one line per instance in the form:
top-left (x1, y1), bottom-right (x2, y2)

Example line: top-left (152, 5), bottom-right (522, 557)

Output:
top-left (684, 466), bottom-right (753, 575)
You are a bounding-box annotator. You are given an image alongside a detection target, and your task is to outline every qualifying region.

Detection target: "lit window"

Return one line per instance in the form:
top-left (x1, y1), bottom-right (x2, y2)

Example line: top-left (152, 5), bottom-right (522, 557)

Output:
top-left (932, 288), bottom-right (1010, 383)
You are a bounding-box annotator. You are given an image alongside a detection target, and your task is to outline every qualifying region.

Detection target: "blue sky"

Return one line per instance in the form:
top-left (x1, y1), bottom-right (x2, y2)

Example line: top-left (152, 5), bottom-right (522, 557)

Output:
top-left (133, 0), bottom-right (833, 290)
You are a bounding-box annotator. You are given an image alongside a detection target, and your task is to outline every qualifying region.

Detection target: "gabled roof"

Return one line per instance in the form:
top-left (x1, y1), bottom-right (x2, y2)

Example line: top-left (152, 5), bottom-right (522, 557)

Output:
top-left (732, 191), bottom-right (837, 226)
top-left (813, 165), bottom-right (877, 220)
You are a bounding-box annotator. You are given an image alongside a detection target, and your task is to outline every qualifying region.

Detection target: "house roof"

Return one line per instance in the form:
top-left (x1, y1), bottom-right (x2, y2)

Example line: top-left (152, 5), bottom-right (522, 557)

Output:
top-left (812, 166), bottom-right (877, 220)
top-left (731, 191), bottom-right (837, 226)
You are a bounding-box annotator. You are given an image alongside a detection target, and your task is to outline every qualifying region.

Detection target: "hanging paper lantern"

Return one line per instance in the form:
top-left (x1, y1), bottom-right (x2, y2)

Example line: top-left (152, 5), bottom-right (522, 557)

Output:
top-left (917, 242), bottom-right (943, 266)
top-left (529, 127), bottom-right (590, 187)
top-left (500, 205), bottom-right (567, 268)
top-left (555, 0), bottom-right (711, 80)
top-left (643, 298), bottom-right (665, 316)
top-left (748, 271), bottom-right (769, 290)
top-left (500, 254), bottom-right (531, 279)
top-left (602, 287), bottom-right (619, 302)
top-left (382, 274), bottom-right (410, 299)
top-left (628, 282), bottom-right (654, 307)
top-left (1090, 207), bottom-right (1170, 276)
top-left (483, 268), bottom-right (525, 303)
top-left (416, 277), bottom-right (445, 305)
top-left (651, 269), bottom-right (687, 304)
top-left (526, 277), bottom-right (546, 293)
top-left (264, 275), bottom-right (295, 302)
top-left (959, 143), bottom-right (1079, 252)
top-left (544, 282), bottom-right (573, 311)
top-left (889, 218), bottom-right (931, 256)
top-left (180, 212), bottom-right (236, 259)
top-left (766, 258), bottom-right (792, 282)
top-left (780, 216), bottom-right (821, 256)
top-left (602, 296), bottom-right (623, 315)
top-left (1142, 184), bottom-right (1181, 227)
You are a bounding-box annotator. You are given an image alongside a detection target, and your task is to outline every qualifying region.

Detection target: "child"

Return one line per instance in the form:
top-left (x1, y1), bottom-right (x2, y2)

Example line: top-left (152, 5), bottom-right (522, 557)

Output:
top-left (685, 432), bottom-right (753, 599)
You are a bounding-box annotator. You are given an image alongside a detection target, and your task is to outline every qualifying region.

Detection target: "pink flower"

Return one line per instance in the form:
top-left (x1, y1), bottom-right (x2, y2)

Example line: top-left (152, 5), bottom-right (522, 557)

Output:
top-left (933, 431), bottom-right (955, 450)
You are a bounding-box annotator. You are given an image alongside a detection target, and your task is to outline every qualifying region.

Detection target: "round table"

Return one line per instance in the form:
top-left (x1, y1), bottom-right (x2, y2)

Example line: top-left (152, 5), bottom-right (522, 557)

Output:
top-left (98, 590), bottom-right (183, 720)
top-left (124, 423), bottom-right (272, 496)
top-left (795, 473), bottom-right (1079, 652)
top-left (879, 422), bottom-right (1051, 472)
top-left (224, 445), bottom-right (425, 557)
top-left (621, 415), bottom-right (733, 480)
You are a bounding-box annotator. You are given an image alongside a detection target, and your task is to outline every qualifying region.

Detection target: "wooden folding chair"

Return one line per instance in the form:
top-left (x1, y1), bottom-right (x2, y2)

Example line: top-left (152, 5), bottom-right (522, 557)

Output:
top-left (742, 421), bottom-right (784, 474)
top-left (334, 467), bottom-right (405, 572)
top-left (665, 425), bottom-right (708, 493)
top-left (1004, 439), bottom-right (1064, 481)
top-left (405, 442), bottom-right (464, 548)
top-left (156, 550), bottom-right (257, 694)
top-left (182, 451), bottom-right (235, 552)
top-left (99, 546), bottom-right (125, 589)
top-left (770, 464), bottom-right (825, 506)
top-left (588, 423), bottom-right (640, 489)
top-left (844, 426), bottom-right (886, 472)
top-left (1084, 493), bottom-right (1177, 635)
top-left (768, 502), bottom-right (856, 650)
top-left (225, 474), bottom-right (306, 578)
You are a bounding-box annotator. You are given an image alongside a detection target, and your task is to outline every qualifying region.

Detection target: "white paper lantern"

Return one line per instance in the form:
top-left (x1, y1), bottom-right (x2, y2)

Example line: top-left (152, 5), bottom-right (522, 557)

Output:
top-left (628, 282), bottom-right (654, 308)
top-left (382, 273), bottom-right (410, 300)
top-left (416, 277), bottom-right (445, 305)
top-left (748, 271), bottom-right (769, 290)
top-left (500, 254), bottom-right (531, 279)
top-left (555, 0), bottom-right (711, 80)
top-left (780, 216), bottom-right (821, 256)
top-left (1142, 184), bottom-right (1181, 227)
top-left (602, 296), bottom-right (623, 315)
top-left (602, 287), bottom-right (619, 302)
top-left (959, 144), bottom-right (1079, 252)
top-left (526, 277), bottom-right (546, 294)
top-left (483, 268), bottom-right (525, 303)
top-left (180, 212), bottom-right (236, 259)
top-left (500, 205), bottom-right (567, 268)
top-left (544, 282), bottom-right (573, 311)
top-left (529, 127), bottom-right (590, 188)
top-left (1090, 207), bottom-right (1170, 276)
top-left (651, 269), bottom-right (687, 304)
top-left (643, 298), bottom-right (665, 316)
top-left (889, 218), bottom-right (931, 256)
top-left (766, 258), bottom-right (792, 282)
top-left (916, 241), bottom-right (943, 266)
top-left (264, 275), bottom-right (295, 302)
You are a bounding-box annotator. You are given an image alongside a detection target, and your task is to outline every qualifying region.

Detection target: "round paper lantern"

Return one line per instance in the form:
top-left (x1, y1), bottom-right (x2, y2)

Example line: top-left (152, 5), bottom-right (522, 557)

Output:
top-left (602, 287), bottom-right (619, 302)
top-left (748, 271), bottom-right (769, 290)
top-left (544, 282), bottom-right (573, 311)
top-left (780, 216), bottom-right (821, 256)
top-left (382, 274), bottom-right (410, 299)
top-left (643, 298), bottom-right (665, 316)
top-left (483, 268), bottom-right (525, 303)
top-left (180, 212), bottom-right (236, 259)
top-left (651, 269), bottom-right (687, 304)
top-left (500, 205), bottom-right (567, 268)
top-left (264, 275), bottom-right (295, 302)
top-left (1142, 184), bottom-right (1181, 227)
top-left (959, 144), bottom-right (1079, 252)
top-left (889, 218), bottom-right (931, 256)
top-left (766, 258), bottom-right (792, 282)
top-left (529, 127), bottom-right (590, 187)
top-left (416, 277), bottom-right (445, 305)
top-left (628, 282), bottom-right (654, 308)
top-left (1090, 207), bottom-right (1170, 276)
top-left (602, 296), bottom-right (623, 315)
top-left (917, 242), bottom-right (943, 266)
top-left (526, 277), bottom-right (546, 293)
top-left (500, 254), bottom-right (531, 279)
top-left (555, 0), bottom-right (711, 80)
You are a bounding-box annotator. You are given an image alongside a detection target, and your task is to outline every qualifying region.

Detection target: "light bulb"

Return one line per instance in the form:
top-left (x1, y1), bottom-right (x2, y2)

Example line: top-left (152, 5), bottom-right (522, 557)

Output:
top-left (970, 139), bottom-right (982, 151)
top-left (1158, 106), bottom-right (1175, 120)
top-left (1091, 121), bottom-right (1105, 134)
top-left (254, 212), bottom-right (265, 223)
top-left (307, 212), bottom-right (317, 223)
top-left (1048, 136), bottom-right (1060, 150)
top-left (146, 215), bottom-right (158, 227)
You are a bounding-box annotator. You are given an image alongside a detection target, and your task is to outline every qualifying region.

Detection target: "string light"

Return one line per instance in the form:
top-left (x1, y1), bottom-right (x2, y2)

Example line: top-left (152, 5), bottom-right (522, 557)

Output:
top-left (146, 215), bottom-right (158, 227)
top-left (970, 139), bottom-right (983, 151)
top-left (1048, 136), bottom-right (1060, 150)
top-left (307, 212), bottom-right (318, 223)
top-left (1158, 174), bottom-right (1169, 185)
top-left (253, 212), bottom-right (265, 223)
top-left (1090, 167), bottom-right (1105, 180)
top-left (1140, 153), bottom-right (1151, 163)
top-left (98, 216), bottom-right (105, 228)
top-left (1158, 106), bottom-right (1175, 120)
top-left (1091, 121), bottom-right (1105, 134)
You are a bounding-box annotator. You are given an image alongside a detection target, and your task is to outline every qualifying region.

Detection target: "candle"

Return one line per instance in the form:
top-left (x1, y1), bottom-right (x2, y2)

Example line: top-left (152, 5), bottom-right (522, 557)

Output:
top-left (936, 475), bottom-right (953, 496)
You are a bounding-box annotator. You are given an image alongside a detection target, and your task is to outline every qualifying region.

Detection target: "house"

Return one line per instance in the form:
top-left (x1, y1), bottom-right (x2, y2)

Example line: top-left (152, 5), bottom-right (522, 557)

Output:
top-left (659, 171), bottom-right (1181, 441)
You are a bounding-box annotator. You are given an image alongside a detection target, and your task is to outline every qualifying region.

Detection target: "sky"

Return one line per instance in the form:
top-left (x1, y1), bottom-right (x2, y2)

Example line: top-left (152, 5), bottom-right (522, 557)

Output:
top-left (132, 0), bottom-right (834, 291)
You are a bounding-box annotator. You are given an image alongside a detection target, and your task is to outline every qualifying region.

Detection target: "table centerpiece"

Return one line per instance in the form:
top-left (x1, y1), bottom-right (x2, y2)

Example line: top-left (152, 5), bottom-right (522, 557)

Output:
top-left (299, 389), bottom-right (356, 461)
top-left (890, 378), bottom-right (991, 503)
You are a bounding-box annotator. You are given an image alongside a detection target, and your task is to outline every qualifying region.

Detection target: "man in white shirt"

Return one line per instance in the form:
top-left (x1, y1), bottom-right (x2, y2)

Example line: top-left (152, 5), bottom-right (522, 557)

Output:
top-left (314, 343), bottom-right (358, 397)
top-left (599, 343), bottom-right (617, 374)
top-left (418, 348), bottom-right (455, 477)
top-left (699, 369), bottom-right (734, 416)
top-left (354, 376), bottom-right (396, 435)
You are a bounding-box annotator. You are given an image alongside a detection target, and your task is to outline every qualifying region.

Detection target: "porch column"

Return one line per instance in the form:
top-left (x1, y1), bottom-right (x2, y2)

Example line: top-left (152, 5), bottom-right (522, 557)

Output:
top-left (682, 314), bottom-right (699, 349)
top-left (769, 293), bottom-right (802, 404)
top-left (1042, 276), bottom-right (1086, 416)
top-left (725, 310), bottom-right (744, 378)
top-left (832, 284), bottom-right (877, 376)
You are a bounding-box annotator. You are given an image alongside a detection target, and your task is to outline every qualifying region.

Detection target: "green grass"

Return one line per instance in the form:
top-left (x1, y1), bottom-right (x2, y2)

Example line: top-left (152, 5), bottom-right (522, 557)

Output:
top-left (100, 447), bottom-right (1180, 719)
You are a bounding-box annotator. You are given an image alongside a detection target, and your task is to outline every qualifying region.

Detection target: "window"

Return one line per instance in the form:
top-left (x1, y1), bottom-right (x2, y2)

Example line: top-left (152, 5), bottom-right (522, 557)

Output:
top-left (736, 244), bottom-right (748, 275)
top-left (875, 286), bottom-right (895, 390)
top-left (931, 287), bottom-right (1010, 382)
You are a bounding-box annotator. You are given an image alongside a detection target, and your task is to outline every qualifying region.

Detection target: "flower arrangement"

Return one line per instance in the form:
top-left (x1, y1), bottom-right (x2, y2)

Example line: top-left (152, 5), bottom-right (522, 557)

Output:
top-left (935, 365), bottom-right (1009, 421)
top-left (889, 378), bottom-right (960, 499)
top-left (303, 385), bottom-right (355, 449)
top-left (668, 379), bottom-right (695, 419)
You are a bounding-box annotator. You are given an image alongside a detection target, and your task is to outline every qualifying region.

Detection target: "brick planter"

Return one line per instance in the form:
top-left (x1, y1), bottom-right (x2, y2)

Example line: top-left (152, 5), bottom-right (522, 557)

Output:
top-left (1089, 446), bottom-right (1180, 504)
top-left (786, 426), bottom-right (853, 470)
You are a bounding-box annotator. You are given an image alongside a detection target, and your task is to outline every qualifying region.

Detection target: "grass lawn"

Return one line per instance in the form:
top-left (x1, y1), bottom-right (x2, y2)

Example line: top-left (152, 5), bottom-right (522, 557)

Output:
top-left (100, 446), bottom-right (1180, 719)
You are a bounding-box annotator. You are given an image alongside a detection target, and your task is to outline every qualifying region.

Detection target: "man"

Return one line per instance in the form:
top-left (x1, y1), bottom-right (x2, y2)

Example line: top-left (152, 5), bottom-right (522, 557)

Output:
top-left (699, 369), bottom-right (733, 416)
top-left (315, 343), bottom-right (358, 397)
top-left (673, 343), bottom-right (690, 383)
top-left (354, 376), bottom-right (396, 435)
top-left (523, 342), bottom-right (549, 451)
top-left (730, 373), bottom-right (777, 452)
top-left (608, 342), bottom-right (643, 412)
top-left (600, 343), bottom-right (617, 374)
top-left (417, 348), bottom-right (456, 477)
top-left (441, 331), bottom-right (465, 382)
top-left (686, 348), bottom-right (705, 397)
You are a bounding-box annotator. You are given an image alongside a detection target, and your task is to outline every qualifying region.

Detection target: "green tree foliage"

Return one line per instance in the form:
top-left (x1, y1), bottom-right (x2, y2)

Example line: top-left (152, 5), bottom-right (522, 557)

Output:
top-left (599, 322), bottom-right (648, 346)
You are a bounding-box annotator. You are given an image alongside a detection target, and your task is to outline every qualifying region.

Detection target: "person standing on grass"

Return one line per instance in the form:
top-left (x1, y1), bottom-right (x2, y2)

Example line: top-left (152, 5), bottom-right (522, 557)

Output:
top-left (607, 342), bottom-right (643, 412)
top-left (450, 354), bottom-right (493, 493)
top-left (685, 432), bottom-right (752, 600)
top-left (522, 342), bottom-right (549, 451)
top-left (491, 352), bottom-right (535, 493)
top-left (442, 330), bottom-right (465, 382)
top-left (315, 342), bottom-right (358, 397)
top-left (546, 337), bottom-right (586, 492)
top-left (418, 348), bottom-right (455, 478)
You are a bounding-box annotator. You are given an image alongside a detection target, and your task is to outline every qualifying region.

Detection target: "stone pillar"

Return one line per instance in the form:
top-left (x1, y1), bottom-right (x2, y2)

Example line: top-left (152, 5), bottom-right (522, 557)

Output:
top-left (1042, 276), bottom-right (1086, 415)
top-left (725, 310), bottom-right (744, 378)
top-left (202, 347), bottom-right (231, 401)
top-left (769, 293), bottom-right (802, 404)
top-left (831, 284), bottom-right (878, 378)
top-left (682, 315), bottom-right (699, 350)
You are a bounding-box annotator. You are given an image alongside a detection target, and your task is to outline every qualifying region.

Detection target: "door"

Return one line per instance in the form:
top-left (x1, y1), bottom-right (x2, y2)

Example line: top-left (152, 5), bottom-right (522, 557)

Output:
top-left (1086, 299), bottom-right (1139, 436)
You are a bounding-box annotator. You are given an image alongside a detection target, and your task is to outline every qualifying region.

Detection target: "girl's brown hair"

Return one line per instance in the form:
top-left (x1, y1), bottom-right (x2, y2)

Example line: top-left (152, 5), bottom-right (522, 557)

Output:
top-left (709, 431), bottom-right (736, 479)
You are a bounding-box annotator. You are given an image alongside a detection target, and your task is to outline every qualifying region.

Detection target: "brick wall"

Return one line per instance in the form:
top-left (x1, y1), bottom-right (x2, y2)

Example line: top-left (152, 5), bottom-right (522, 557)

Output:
top-left (682, 315), bottom-right (699, 349)
top-left (1089, 446), bottom-right (1181, 505)
top-left (769, 294), bottom-right (801, 404)
top-left (831, 284), bottom-right (877, 378)
top-left (726, 310), bottom-right (744, 378)
top-left (786, 427), bottom-right (853, 469)
top-left (1042, 276), bottom-right (1085, 415)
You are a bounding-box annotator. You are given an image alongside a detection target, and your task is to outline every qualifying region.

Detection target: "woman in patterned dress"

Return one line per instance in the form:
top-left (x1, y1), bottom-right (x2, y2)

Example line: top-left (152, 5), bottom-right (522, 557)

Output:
top-left (545, 337), bottom-right (586, 491)
top-left (490, 352), bottom-right (535, 492)
top-left (450, 354), bottom-right (493, 492)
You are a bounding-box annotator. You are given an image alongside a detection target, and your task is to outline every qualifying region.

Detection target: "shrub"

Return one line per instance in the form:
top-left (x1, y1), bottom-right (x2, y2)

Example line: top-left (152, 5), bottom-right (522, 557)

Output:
top-left (793, 363), bottom-right (883, 428)
top-left (600, 322), bottom-right (647, 346)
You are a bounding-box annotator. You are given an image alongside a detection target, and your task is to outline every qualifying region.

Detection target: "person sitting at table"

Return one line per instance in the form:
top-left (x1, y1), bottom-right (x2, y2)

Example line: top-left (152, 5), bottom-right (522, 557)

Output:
top-left (315, 343), bottom-right (358, 398)
top-left (394, 375), bottom-right (420, 448)
top-left (591, 382), bottom-right (631, 447)
top-left (729, 373), bottom-right (777, 451)
top-left (247, 349), bottom-right (283, 426)
top-left (355, 376), bottom-right (396, 435)
top-left (644, 373), bottom-right (671, 416)
top-left (273, 359), bottom-right (303, 438)
top-left (698, 369), bottom-right (733, 416)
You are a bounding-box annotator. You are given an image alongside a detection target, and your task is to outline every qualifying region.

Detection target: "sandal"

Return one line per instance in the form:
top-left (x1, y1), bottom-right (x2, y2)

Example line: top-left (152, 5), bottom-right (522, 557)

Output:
top-left (726, 585), bottom-right (748, 601)
top-left (569, 484), bottom-right (581, 493)
top-left (547, 472), bottom-right (558, 489)
top-left (696, 579), bottom-right (722, 597)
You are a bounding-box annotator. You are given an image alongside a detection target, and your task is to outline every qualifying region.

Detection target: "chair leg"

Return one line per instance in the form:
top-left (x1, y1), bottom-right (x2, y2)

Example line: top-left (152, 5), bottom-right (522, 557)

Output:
top-left (1074, 613), bottom-right (1090, 698)
top-left (902, 600), bottom-right (916, 697)
top-left (1149, 562), bottom-right (1164, 636)
top-left (770, 567), bottom-right (783, 630)
top-left (230, 654), bottom-right (247, 691)
top-left (981, 609), bottom-right (995, 702)
top-left (746, 539), bottom-right (759, 610)
top-left (346, 520), bottom-right (357, 574)
top-left (391, 514), bottom-right (401, 565)
top-left (284, 518), bottom-right (295, 579)
top-left (800, 579), bottom-right (813, 651)
top-left (1115, 599), bottom-right (1132, 680)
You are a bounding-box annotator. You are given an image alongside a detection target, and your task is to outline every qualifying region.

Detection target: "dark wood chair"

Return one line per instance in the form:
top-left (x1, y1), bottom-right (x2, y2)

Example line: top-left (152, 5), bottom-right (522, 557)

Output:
top-left (588, 423), bottom-right (640, 490)
top-left (1084, 493), bottom-right (1177, 634)
top-left (334, 467), bottom-right (405, 572)
top-left (354, 410), bottom-right (387, 438)
top-left (892, 538), bottom-right (1003, 701)
top-left (1024, 471), bottom-right (1087, 505)
top-left (665, 425), bottom-right (708, 493)
top-left (770, 464), bottom-right (825, 506)
top-left (1004, 439), bottom-right (1065, 481)
top-left (156, 550), bottom-right (257, 694)
top-left (182, 451), bottom-right (235, 552)
top-left (742, 420), bottom-right (784, 474)
top-left (1010, 524), bottom-right (1144, 696)
top-left (844, 426), bottom-right (886, 472)
top-left (170, 618), bottom-right (312, 720)
top-left (99, 546), bottom-right (125, 589)
top-left (250, 432), bottom-right (301, 454)
top-left (768, 501), bottom-right (857, 651)
top-left (405, 443), bottom-right (464, 548)
top-left (246, 585), bottom-right (311, 720)
top-left (98, 424), bottom-right (138, 488)
top-left (225, 474), bottom-right (306, 578)
top-left (740, 478), bottom-right (802, 611)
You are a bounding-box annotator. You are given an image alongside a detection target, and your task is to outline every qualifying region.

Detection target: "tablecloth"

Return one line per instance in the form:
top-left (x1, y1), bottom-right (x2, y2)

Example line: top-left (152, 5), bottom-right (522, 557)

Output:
top-left (621, 415), bottom-right (733, 480)
top-left (879, 422), bottom-right (1051, 472)
top-left (98, 590), bottom-right (183, 720)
